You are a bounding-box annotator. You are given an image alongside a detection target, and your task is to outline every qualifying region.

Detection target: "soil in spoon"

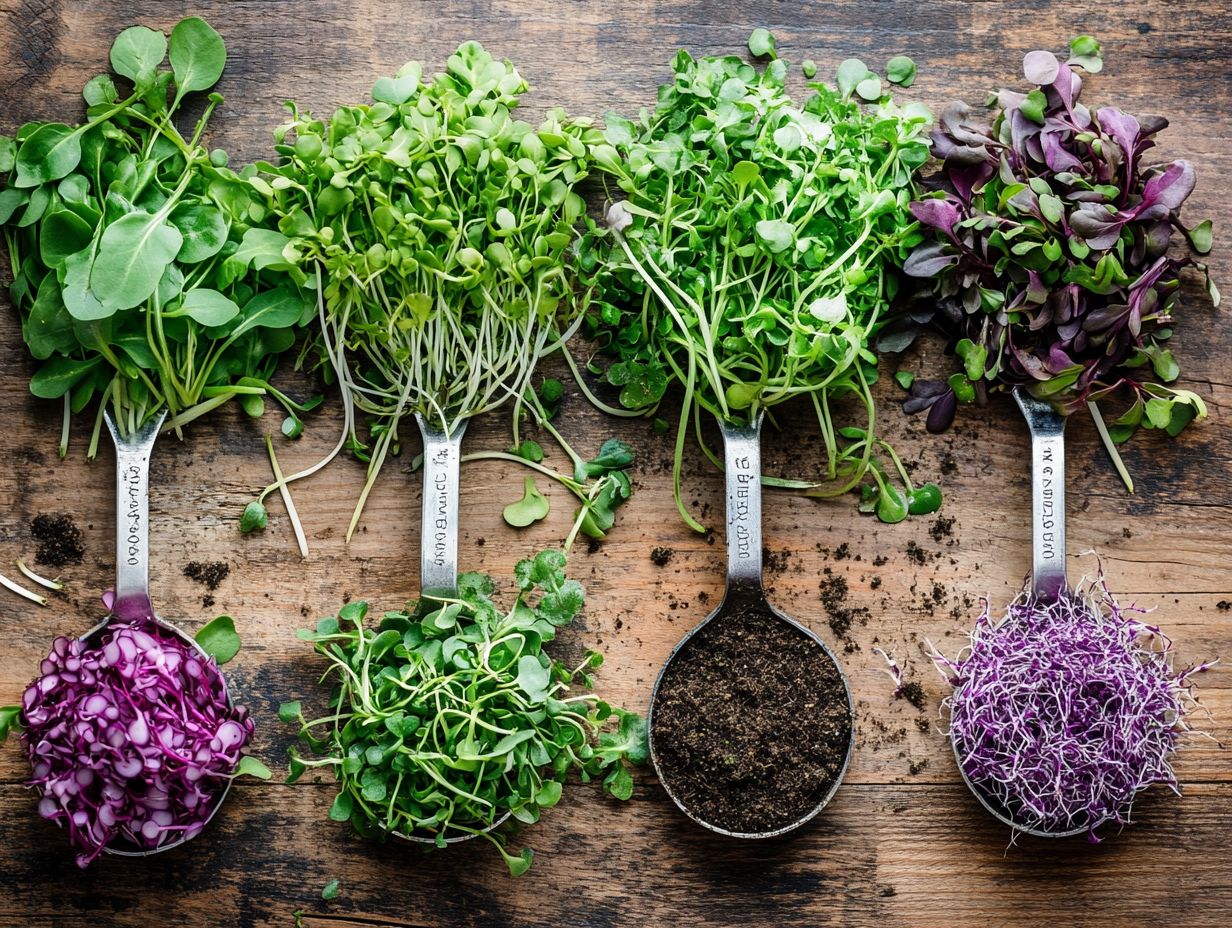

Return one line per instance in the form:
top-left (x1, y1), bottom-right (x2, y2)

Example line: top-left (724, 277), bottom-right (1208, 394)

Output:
top-left (651, 606), bottom-right (852, 834)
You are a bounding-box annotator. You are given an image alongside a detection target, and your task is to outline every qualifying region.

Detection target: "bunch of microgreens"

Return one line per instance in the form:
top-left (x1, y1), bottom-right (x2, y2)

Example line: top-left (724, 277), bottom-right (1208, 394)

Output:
top-left (241, 43), bottom-right (632, 546)
top-left (576, 31), bottom-right (941, 527)
top-left (896, 37), bottom-right (1216, 491)
top-left (0, 17), bottom-right (317, 457)
top-left (931, 569), bottom-right (1213, 839)
top-left (281, 550), bottom-right (646, 875)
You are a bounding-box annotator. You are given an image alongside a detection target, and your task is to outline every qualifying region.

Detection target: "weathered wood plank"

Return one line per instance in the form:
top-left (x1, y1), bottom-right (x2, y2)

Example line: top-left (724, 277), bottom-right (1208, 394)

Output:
top-left (0, 781), bottom-right (1229, 928)
top-left (0, 1), bottom-right (1229, 926)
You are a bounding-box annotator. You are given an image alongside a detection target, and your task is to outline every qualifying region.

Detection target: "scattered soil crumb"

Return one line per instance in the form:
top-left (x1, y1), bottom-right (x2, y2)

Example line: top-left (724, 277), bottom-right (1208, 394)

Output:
top-left (915, 717), bottom-right (931, 733)
top-left (905, 541), bottom-right (927, 566)
top-left (939, 451), bottom-right (958, 476)
top-left (896, 681), bottom-right (927, 711)
top-left (762, 547), bottom-right (791, 574)
top-left (31, 514), bottom-right (86, 567)
top-left (930, 516), bottom-right (955, 543)
top-left (833, 543), bottom-right (850, 561)
top-left (870, 575), bottom-right (882, 591)
top-left (1121, 527), bottom-right (1133, 539)
top-left (1218, 601), bottom-right (1231, 612)
top-left (183, 561), bottom-right (230, 590)
top-left (908, 758), bottom-right (930, 776)
top-left (650, 546), bottom-right (674, 567)
top-left (873, 555), bottom-right (888, 567)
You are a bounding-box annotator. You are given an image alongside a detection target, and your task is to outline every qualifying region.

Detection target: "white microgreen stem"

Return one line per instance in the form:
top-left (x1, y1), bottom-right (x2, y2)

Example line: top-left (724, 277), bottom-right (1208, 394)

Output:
top-left (0, 571), bottom-right (48, 607)
top-left (16, 561), bottom-right (63, 591)
top-left (265, 435), bottom-right (309, 559)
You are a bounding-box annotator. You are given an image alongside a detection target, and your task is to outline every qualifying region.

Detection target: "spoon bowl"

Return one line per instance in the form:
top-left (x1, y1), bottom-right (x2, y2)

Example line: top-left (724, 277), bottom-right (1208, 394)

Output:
top-left (648, 415), bottom-right (855, 838)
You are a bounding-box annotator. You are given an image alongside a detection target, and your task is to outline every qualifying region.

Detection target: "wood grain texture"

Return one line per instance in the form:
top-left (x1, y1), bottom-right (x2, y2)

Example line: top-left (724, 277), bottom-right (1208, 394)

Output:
top-left (0, 1), bottom-right (1229, 926)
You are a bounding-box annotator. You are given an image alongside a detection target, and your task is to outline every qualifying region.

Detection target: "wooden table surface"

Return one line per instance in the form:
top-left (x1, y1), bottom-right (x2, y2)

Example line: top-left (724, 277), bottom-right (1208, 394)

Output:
top-left (1, 2), bottom-right (1229, 926)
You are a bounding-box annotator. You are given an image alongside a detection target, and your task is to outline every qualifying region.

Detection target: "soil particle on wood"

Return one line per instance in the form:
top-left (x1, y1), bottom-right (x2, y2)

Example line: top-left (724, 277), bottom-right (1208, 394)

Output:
top-left (31, 514), bottom-right (85, 567)
top-left (896, 681), bottom-right (927, 711)
top-left (651, 607), bottom-right (852, 834)
top-left (930, 516), bottom-right (955, 543)
top-left (183, 561), bottom-right (230, 590)
top-left (650, 546), bottom-right (674, 567)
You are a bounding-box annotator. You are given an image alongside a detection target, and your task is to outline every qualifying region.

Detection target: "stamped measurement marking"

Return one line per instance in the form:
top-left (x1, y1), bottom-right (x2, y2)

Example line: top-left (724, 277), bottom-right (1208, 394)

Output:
top-left (1039, 443), bottom-right (1057, 561)
top-left (430, 447), bottom-right (452, 567)
top-left (731, 453), bottom-right (755, 560)
top-left (123, 463), bottom-right (143, 566)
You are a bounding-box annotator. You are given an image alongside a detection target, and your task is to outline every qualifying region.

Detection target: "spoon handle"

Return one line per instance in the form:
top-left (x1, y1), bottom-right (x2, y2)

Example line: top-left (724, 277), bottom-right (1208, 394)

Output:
top-left (104, 411), bottom-right (166, 621)
top-left (718, 414), bottom-right (765, 593)
top-left (1012, 386), bottom-right (1067, 603)
top-left (416, 413), bottom-right (467, 599)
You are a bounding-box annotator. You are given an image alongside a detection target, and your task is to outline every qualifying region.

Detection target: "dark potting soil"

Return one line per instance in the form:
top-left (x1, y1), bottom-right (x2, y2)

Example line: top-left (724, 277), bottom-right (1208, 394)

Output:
top-left (183, 561), bottom-right (230, 590)
top-left (31, 514), bottom-right (85, 567)
top-left (651, 607), bottom-right (852, 834)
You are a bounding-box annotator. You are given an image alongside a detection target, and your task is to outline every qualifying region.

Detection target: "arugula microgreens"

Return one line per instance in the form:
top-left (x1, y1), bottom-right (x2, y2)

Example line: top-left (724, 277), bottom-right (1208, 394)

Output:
top-left (243, 43), bottom-right (630, 543)
top-left (282, 550), bottom-right (646, 876)
top-left (576, 33), bottom-right (940, 527)
top-left (0, 18), bottom-right (316, 455)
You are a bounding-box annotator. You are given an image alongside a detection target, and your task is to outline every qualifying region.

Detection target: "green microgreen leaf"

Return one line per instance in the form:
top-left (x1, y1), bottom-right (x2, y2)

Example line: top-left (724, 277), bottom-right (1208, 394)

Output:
top-left (168, 17), bottom-right (226, 104)
top-left (747, 29), bottom-right (776, 59)
top-left (234, 755), bottom-right (273, 780)
top-left (195, 615), bottom-right (241, 664)
top-left (503, 477), bottom-right (551, 528)
top-left (887, 56), bottom-right (917, 87)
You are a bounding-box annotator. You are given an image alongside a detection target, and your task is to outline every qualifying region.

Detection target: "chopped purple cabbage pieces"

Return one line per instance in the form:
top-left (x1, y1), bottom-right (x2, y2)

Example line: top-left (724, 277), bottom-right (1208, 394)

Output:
top-left (21, 620), bottom-right (252, 867)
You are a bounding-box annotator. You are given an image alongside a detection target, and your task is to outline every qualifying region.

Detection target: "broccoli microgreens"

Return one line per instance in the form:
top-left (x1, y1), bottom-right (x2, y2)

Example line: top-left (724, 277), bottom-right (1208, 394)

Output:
top-left (0, 18), bottom-right (316, 455)
top-left (896, 37), bottom-right (1217, 491)
top-left (282, 550), bottom-right (646, 875)
top-left (575, 32), bottom-right (940, 528)
top-left (242, 43), bottom-right (631, 543)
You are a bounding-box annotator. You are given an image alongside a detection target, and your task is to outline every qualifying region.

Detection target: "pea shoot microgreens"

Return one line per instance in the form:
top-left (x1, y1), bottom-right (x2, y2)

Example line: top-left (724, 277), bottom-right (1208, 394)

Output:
top-left (0, 18), bottom-right (317, 455)
top-left (243, 43), bottom-right (632, 544)
top-left (282, 550), bottom-right (646, 875)
top-left (577, 32), bottom-right (941, 528)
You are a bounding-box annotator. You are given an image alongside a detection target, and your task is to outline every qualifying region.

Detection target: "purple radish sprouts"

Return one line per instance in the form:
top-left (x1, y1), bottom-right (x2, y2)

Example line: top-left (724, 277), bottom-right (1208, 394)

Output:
top-left (933, 573), bottom-right (1212, 839)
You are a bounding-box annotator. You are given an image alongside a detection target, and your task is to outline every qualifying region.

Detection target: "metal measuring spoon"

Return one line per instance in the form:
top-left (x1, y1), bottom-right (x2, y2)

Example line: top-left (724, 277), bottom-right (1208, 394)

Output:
top-left (949, 386), bottom-right (1089, 838)
top-left (647, 413), bottom-right (855, 838)
top-left (82, 411), bottom-right (238, 856)
top-left (394, 414), bottom-right (509, 844)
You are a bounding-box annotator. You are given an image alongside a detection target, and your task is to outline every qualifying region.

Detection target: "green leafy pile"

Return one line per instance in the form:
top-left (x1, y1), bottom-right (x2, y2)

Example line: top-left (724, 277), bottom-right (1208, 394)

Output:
top-left (577, 33), bottom-right (940, 527)
top-left (0, 18), bottom-right (315, 453)
top-left (282, 550), bottom-right (646, 875)
top-left (252, 43), bottom-right (621, 540)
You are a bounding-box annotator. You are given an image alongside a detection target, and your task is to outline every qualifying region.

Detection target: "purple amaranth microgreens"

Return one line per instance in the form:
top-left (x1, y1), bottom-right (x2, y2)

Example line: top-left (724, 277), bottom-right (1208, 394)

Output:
top-left (893, 36), bottom-right (1216, 491)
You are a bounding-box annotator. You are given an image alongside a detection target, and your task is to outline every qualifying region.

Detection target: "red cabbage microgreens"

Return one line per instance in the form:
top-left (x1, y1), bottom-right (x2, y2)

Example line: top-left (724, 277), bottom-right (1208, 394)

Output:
top-left (18, 620), bottom-right (254, 867)
top-left (894, 36), bottom-right (1217, 490)
top-left (932, 574), bottom-right (1213, 839)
